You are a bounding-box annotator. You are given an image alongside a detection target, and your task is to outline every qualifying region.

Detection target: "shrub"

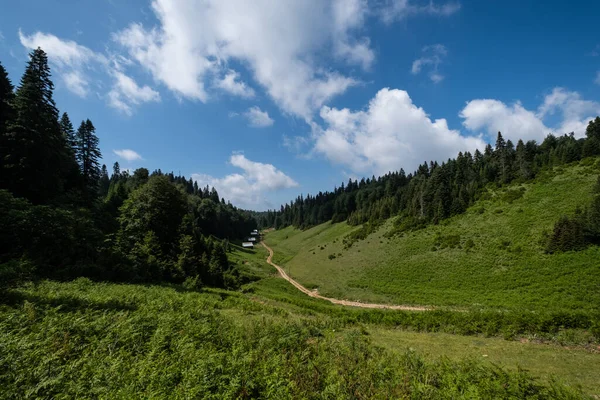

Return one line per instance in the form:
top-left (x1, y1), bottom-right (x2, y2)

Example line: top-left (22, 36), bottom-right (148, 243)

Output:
top-left (545, 216), bottom-right (586, 253)
top-left (433, 233), bottom-right (461, 249)
top-left (501, 187), bottom-right (526, 203)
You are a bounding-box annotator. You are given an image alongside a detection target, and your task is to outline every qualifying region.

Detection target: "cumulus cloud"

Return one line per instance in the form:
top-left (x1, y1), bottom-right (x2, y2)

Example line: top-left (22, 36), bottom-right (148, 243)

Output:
top-left (460, 100), bottom-right (549, 142)
top-left (411, 44), bottom-right (447, 83)
top-left (19, 29), bottom-right (160, 114)
top-left (192, 154), bottom-right (298, 210)
top-left (243, 106), bottom-right (274, 128)
top-left (314, 88), bottom-right (486, 175)
top-left (113, 0), bottom-right (368, 119)
top-left (214, 70), bottom-right (255, 98)
top-left (113, 149), bottom-right (143, 161)
top-left (18, 1), bottom-right (459, 119)
top-left (461, 88), bottom-right (600, 142)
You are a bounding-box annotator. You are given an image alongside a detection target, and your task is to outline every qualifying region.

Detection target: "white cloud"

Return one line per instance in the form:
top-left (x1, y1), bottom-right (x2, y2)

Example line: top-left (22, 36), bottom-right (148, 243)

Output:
top-left (411, 44), bottom-right (447, 83)
top-left (331, 0), bottom-right (374, 70)
top-left (19, 29), bottom-right (101, 68)
top-left (461, 88), bottom-right (600, 142)
top-left (314, 88), bottom-right (486, 175)
top-left (192, 154), bottom-right (298, 210)
top-left (215, 70), bottom-right (255, 98)
top-left (19, 29), bottom-right (160, 115)
top-left (62, 71), bottom-right (89, 97)
top-left (108, 70), bottom-right (160, 115)
top-left (19, 29), bottom-right (104, 97)
top-left (381, 0), bottom-right (460, 24)
top-left (113, 149), bottom-right (143, 161)
top-left (460, 99), bottom-right (549, 142)
top-left (283, 135), bottom-right (310, 153)
top-left (244, 106), bottom-right (274, 127)
top-left (113, 0), bottom-right (368, 119)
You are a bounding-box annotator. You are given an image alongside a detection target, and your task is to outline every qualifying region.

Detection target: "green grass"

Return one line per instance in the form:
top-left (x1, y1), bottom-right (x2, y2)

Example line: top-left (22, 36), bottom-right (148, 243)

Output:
top-left (265, 163), bottom-right (600, 314)
top-left (0, 278), bottom-right (594, 398)
top-left (369, 328), bottom-right (600, 396)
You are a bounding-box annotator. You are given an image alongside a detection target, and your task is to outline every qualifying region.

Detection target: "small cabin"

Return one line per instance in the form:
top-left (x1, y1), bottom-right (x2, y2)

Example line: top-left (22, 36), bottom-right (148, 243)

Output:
top-left (242, 242), bottom-right (254, 248)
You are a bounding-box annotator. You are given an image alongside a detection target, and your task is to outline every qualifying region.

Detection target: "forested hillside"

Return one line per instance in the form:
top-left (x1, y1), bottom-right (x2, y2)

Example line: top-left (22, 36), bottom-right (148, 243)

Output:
top-left (257, 120), bottom-right (600, 239)
top-left (0, 49), bottom-right (256, 289)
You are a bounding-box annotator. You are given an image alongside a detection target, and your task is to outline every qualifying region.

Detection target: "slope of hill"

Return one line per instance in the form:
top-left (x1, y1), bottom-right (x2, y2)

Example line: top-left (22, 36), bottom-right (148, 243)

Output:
top-left (264, 161), bottom-right (600, 314)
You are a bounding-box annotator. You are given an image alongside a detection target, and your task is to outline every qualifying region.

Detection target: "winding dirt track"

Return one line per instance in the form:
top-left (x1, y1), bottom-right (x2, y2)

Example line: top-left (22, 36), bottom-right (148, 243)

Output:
top-left (261, 241), bottom-right (431, 311)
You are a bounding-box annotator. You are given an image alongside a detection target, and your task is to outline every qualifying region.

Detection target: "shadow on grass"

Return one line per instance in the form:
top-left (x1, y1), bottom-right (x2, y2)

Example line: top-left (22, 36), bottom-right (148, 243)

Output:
top-left (0, 290), bottom-right (137, 312)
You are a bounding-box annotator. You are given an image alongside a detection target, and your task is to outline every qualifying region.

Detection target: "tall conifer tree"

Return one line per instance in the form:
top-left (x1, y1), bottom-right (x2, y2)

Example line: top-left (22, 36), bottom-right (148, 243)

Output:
top-left (75, 119), bottom-right (102, 202)
top-left (0, 62), bottom-right (15, 190)
top-left (3, 48), bottom-right (71, 204)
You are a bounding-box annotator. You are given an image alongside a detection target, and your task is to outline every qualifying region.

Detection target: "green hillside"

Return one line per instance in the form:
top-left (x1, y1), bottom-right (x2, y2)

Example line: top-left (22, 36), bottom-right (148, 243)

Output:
top-left (265, 162), bottom-right (600, 313)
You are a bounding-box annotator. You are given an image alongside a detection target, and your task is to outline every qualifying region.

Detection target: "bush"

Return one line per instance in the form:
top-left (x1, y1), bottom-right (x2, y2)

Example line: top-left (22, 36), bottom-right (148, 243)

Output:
top-left (501, 187), bottom-right (526, 203)
top-left (545, 216), bottom-right (586, 253)
top-left (433, 233), bottom-right (461, 249)
top-left (183, 275), bottom-right (203, 291)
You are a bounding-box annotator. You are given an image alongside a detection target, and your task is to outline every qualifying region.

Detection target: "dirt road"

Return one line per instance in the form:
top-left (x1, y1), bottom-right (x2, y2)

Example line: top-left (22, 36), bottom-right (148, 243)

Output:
top-left (262, 241), bottom-right (431, 311)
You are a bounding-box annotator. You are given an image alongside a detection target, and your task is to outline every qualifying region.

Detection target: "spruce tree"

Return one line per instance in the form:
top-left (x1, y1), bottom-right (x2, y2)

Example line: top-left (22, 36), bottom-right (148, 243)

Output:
top-left (0, 62), bottom-right (15, 190)
top-left (3, 48), bottom-right (71, 204)
top-left (59, 112), bottom-right (83, 198)
top-left (75, 119), bottom-right (102, 202)
top-left (59, 112), bottom-right (77, 151)
top-left (112, 162), bottom-right (121, 180)
top-left (99, 164), bottom-right (110, 197)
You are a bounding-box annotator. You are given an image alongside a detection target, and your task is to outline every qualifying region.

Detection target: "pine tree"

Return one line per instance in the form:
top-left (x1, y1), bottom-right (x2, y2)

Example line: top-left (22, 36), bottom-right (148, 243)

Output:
top-left (58, 112), bottom-right (83, 197)
top-left (99, 164), bottom-right (110, 197)
top-left (59, 112), bottom-right (77, 151)
top-left (0, 62), bottom-right (15, 190)
top-left (3, 48), bottom-right (71, 204)
top-left (75, 119), bottom-right (101, 202)
top-left (112, 162), bottom-right (121, 180)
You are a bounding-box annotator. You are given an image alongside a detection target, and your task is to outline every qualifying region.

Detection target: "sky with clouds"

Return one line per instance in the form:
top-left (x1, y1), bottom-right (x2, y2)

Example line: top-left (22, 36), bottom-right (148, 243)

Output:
top-left (1, 0), bottom-right (599, 210)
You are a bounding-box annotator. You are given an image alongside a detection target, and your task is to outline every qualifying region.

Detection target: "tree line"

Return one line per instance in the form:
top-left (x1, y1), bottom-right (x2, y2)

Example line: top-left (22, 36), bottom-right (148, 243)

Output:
top-left (256, 119), bottom-right (600, 249)
top-left (0, 49), bottom-right (257, 289)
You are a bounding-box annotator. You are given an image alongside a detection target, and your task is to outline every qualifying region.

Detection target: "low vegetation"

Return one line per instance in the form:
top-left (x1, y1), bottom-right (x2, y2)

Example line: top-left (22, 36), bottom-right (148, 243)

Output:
top-left (0, 277), bottom-right (593, 398)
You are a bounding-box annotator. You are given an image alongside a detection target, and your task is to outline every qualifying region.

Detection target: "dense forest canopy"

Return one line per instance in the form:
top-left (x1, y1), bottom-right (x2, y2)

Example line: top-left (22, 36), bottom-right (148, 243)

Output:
top-left (0, 49), bottom-right (256, 289)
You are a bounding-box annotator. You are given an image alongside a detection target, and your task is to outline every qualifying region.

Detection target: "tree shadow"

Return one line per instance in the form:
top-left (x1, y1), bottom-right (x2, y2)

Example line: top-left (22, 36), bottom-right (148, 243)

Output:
top-left (0, 290), bottom-right (137, 312)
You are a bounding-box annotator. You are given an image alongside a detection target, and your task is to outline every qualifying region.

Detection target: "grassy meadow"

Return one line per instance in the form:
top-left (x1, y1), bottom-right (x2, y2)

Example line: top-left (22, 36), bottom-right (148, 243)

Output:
top-left (264, 163), bottom-right (600, 314)
top-left (1, 274), bottom-right (597, 398)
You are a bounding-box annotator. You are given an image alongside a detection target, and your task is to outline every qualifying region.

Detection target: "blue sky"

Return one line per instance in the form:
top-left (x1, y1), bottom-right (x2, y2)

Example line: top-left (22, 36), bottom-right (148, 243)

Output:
top-left (1, 0), bottom-right (599, 210)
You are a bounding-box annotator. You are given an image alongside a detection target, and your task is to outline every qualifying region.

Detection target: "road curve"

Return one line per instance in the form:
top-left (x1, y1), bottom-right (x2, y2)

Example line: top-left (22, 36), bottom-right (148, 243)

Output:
top-left (261, 241), bottom-right (431, 311)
